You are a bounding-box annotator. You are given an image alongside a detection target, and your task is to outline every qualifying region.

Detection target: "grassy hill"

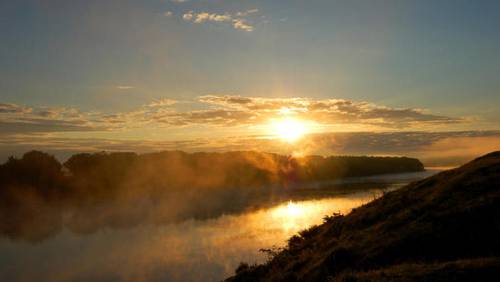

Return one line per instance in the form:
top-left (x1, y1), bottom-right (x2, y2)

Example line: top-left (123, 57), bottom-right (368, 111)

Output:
top-left (227, 151), bottom-right (500, 281)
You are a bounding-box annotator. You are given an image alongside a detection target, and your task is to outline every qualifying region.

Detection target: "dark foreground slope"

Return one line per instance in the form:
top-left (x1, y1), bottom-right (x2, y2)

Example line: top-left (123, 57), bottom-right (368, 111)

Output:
top-left (227, 151), bottom-right (500, 282)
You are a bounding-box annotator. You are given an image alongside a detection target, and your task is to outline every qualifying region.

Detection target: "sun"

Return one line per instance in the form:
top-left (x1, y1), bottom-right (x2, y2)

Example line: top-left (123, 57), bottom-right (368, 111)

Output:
top-left (270, 118), bottom-right (308, 142)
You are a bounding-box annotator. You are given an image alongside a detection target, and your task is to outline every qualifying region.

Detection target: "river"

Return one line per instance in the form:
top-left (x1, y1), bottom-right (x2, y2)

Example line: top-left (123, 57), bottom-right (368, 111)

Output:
top-left (0, 169), bottom-right (442, 282)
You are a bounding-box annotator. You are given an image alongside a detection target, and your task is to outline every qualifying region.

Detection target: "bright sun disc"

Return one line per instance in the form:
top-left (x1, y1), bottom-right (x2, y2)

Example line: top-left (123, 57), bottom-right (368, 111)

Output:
top-left (271, 118), bottom-right (307, 142)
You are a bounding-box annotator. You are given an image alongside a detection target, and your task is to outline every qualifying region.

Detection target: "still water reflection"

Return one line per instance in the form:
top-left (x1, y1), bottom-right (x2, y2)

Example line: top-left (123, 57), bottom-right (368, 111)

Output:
top-left (0, 170), bottom-right (441, 282)
top-left (0, 191), bottom-right (379, 282)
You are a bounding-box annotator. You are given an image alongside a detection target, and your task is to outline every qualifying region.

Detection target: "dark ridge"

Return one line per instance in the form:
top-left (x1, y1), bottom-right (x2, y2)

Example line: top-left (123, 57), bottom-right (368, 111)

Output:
top-left (226, 151), bottom-right (500, 281)
top-left (472, 150), bottom-right (500, 161)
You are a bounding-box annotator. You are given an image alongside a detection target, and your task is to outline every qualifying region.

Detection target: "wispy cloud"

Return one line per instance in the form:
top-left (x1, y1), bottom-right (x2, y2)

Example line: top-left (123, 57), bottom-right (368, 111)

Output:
top-left (4, 112), bottom-right (102, 135)
top-left (182, 9), bottom-right (257, 32)
top-left (0, 105), bottom-right (101, 134)
top-left (182, 13), bottom-right (193, 21)
top-left (231, 19), bottom-right (254, 32)
top-left (235, 9), bottom-right (258, 17)
top-left (0, 103), bottom-right (32, 114)
top-left (116, 86), bottom-right (135, 90)
top-left (0, 95), bottom-right (468, 135)
top-left (147, 98), bottom-right (178, 107)
top-left (196, 95), bottom-right (464, 128)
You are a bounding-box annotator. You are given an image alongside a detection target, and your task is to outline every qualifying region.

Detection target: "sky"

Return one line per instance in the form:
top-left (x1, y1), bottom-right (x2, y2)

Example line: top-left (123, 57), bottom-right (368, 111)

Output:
top-left (1, 0), bottom-right (499, 162)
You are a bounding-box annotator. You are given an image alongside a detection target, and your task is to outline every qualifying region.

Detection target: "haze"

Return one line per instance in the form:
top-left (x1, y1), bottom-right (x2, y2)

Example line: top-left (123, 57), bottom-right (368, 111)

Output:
top-left (1, 0), bottom-right (500, 164)
top-left (1, 1), bottom-right (500, 282)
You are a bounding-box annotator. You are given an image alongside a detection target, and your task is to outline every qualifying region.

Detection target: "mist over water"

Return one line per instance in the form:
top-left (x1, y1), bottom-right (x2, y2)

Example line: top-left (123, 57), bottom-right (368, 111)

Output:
top-left (0, 195), bottom-right (368, 282)
top-left (0, 170), bottom-right (438, 282)
top-left (0, 151), bottom-right (425, 243)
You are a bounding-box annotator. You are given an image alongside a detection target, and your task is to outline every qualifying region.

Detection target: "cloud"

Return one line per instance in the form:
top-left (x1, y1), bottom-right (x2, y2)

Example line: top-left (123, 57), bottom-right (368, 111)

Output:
top-left (164, 11), bottom-right (173, 17)
top-left (116, 86), bottom-right (135, 90)
top-left (156, 109), bottom-right (256, 126)
top-left (196, 95), bottom-right (463, 128)
top-left (147, 99), bottom-right (178, 107)
top-left (1, 131), bottom-right (498, 166)
top-left (232, 19), bottom-right (254, 32)
top-left (0, 103), bottom-right (32, 114)
top-left (0, 106), bottom-right (100, 134)
top-left (414, 135), bottom-right (500, 166)
top-left (0, 96), bottom-right (467, 135)
top-left (182, 10), bottom-right (256, 32)
top-left (0, 104), bottom-right (109, 134)
top-left (192, 12), bottom-right (232, 23)
top-left (182, 12), bottom-right (193, 21)
top-left (236, 9), bottom-right (259, 17)
top-left (0, 120), bottom-right (98, 134)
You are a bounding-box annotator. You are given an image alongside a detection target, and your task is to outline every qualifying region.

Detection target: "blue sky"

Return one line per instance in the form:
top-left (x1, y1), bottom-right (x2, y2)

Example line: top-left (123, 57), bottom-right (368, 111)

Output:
top-left (0, 0), bottom-right (499, 158)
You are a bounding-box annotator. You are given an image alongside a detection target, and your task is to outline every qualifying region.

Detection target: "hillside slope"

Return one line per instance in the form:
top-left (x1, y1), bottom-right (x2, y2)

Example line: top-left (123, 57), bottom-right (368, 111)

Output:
top-left (227, 151), bottom-right (500, 281)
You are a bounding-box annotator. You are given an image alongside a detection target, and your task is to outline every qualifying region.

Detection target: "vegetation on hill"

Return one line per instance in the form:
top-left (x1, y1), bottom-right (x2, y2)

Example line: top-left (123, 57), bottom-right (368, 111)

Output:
top-left (226, 151), bottom-right (500, 281)
top-left (0, 150), bottom-right (423, 242)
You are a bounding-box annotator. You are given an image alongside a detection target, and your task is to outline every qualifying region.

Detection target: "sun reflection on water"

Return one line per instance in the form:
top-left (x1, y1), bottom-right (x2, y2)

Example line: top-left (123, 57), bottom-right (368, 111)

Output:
top-left (271, 201), bottom-right (305, 232)
top-left (0, 191), bottom-right (380, 282)
top-left (263, 197), bottom-right (368, 238)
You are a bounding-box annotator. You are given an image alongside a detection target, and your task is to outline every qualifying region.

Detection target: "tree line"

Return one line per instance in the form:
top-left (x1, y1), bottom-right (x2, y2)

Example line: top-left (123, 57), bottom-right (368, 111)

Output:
top-left (0, 150), bottom-right (423, 242)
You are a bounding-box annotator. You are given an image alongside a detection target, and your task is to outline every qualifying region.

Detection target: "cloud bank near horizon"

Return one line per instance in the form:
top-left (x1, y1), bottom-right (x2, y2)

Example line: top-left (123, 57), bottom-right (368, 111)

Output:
top-left (2, 95), bottom-right (494, 166)
top-left (0, 130), bottom-right (498, 166)
top-left (0, 95), bottom-right (468, 136)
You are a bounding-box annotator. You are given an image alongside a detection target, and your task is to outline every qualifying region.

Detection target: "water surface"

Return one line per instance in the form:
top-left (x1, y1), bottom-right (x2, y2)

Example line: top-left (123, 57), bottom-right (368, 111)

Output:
top-left (0, 170), bottom-right (440, 282)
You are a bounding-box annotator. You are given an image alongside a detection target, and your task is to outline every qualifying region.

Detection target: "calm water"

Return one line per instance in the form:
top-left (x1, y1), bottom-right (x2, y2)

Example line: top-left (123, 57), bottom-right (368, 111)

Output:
top-left (0, 170), bottom-right (441, 282)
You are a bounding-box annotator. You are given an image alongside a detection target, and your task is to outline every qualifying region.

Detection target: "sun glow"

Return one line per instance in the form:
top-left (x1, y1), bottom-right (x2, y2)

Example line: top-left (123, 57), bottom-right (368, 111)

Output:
top-left (270, 118), bottom-right (308, 142)
top-left (284, 201), bottom-right (302, 216)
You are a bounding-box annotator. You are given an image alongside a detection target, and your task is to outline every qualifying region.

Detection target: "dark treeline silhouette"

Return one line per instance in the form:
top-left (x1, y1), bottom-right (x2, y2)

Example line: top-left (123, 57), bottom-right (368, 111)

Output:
top-left (227, 151), bottom-right (500, 282)
top-left (0, 150), bottom-right (423, 242)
